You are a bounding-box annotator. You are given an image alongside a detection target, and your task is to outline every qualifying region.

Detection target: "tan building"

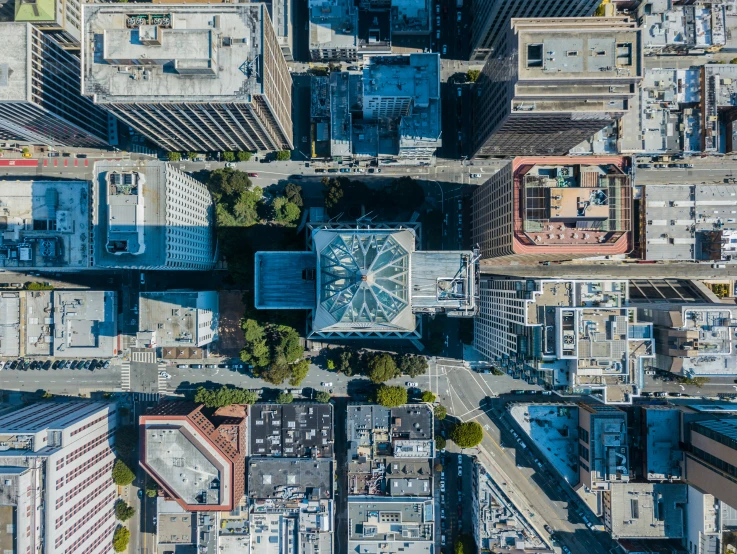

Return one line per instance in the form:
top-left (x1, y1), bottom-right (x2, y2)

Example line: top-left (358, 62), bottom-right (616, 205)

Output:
top-left (472, 156), bottom-right (632, 264)
top-left (82, 4), bottom-right (293, 152)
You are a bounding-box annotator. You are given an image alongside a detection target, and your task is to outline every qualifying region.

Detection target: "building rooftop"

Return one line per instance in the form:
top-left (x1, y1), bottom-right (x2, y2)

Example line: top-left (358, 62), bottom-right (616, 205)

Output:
top-left (644, 185), bottom-right (737, 262)
top-left (82, 4), bottom-right (269, 103)
top-left (605, 483), bottom-right (687, 539)
top-left (247, 458), bottom-right (333, 499)
top-left (0, 23), bottom-right (31, 104)
top-left (703, 64), bottom-right (737, 152)
top-left (0, 293), bottom-right (20, 358)
top-left (642, 407), bottom-right (682, 481)
top-left (308, 0), bottom-right (357, 52)
top-left (52, 291), bottom-right (117, 358)
top-left (0, 179), bottom-right (90, 269)
top-left (583, 403), bottom-right (630, 487)
top-left (15, 0), bottom-right (56, 22)
top-left (249, 403), bottom-right (334, 458)
top-left (254, 252), bottom-right (316, 310)
top-left (156, 499), bottom-right (195, 547)
top-left (138, 291), bottom-right (218, 348)
top-left (391, 0), bottom-right (429, 34)
top-left (348, 497), bottom-right (434, 553)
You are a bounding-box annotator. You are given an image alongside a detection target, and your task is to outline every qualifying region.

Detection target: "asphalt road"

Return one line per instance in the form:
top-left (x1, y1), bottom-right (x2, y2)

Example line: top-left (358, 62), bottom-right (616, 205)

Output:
top-left (636, 162), bottom-right (737, 185)
top-left (480, 262), bottom-right (737, 279)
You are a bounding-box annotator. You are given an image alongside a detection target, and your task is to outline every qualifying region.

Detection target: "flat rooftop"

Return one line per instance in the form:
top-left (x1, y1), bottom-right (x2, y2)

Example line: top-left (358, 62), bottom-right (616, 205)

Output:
top-left (0, 179), bottom-right (91, 269)
top-left (254, 252), bottom-right (316, 310)
top-left (348, 497), bottom-right (434, 547)
top-left (247, 458), bottom-right (332, 499)
top-left (249, 403), bottom-right (334, 458)
top-left (0, 293), bottom-right (20, 357)
top-left (643, 407), bottom-right (682, 481)
top-left (139, 291), bottom-right (218, 347)
top-left (83, 5), bottom-right (267, 102)
top-left (308, 0), bottom-right (357, 51)
top-left (606, 483), bottom-right (686, 538)
top-left (52, 291), bottom-right (117, 358)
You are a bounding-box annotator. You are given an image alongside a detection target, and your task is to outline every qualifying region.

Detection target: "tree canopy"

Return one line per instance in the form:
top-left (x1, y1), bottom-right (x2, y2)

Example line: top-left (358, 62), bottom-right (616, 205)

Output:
top-left (240, 319), bottom-right (270, 368)
top-left (237, 151), bottom-right (252, 162)
top-left (273, 197), bottom-right (301, 223)
top-left (376, 385), bottom-right (408, 407)
top-left (289, 359), bottom-right (310, 387)
top-left (145, 480), bottom-right (159, 498)
top-left (421, 390), bottom-right (436, 403)
top-left (466, 69), bottom-right (480, 82)
top-left (272, 325), bottom-right (303, 364)
top-left (315, 391), bottom-right (331, 403)
top-left (167, 152), bottom-right (181, 161)
top-left (112, 526), bottom-right (130, 553)
top-left (366, 353), bottom-right (398, 384)
top-left (194, 386), bottom-right (258, 408)
top-left (114, 426), bottom-right (138, 462)
top-left (434, 405), bottom-right (447, 420)
top-left (222, 151), bottom-right (235, 162)
top-left (111, 459), bottom-right (135, 486)
top-left (284, 183), bottom-right (304, 207)
top-left (276, 150), bottom-right (292, 161)
top-left (276, 391), bottom-right (294, 404)
top-left (450, 421), bottom-right (483, 448)
top-left (115, 500), bottom-right (135, 522)
top-left (435, 435), bottom-right (447, 451)
top-left (398, 354), bottom-right (428, 377)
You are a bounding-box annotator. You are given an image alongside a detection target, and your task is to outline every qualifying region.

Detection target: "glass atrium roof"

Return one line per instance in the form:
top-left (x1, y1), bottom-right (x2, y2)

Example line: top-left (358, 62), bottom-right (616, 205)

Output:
top-left (319, 232), bottom-right (409, 325)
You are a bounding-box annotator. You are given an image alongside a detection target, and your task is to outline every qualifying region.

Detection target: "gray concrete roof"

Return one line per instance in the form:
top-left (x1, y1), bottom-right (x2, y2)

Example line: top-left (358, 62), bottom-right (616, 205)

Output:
top-left (247, 458), bottom-right (332, 499)
top-left (606, 483), bottom-right (686, 538)
top-left (52, 291), bottom-right (117, 358)
top-left (249, 403), bottom-right (334, 458)
top-left (0, 23), bottom-right (30, 103)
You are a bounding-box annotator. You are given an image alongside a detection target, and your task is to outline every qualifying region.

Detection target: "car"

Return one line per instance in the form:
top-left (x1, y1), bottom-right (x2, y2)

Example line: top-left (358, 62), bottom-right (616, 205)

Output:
top-left (70, 360), bottom-right (79, 369)
top-left (247, 172), bottom-right (258, 177)
top-left (686, 163), bottom-right (694, 168)
top-left (225, 162), bottom-right (236, 168)
top-left (668, 163), bottom-right (679, 168)
top-left (712, 263), bottom-right (726, 269)
top-left (442, 44), bottom-right (447, 54)
top-left (218, 364), bottom-right (229, 368)
top-left (48, 152), bottom-right (60, 157)
top-left (205, 364), bottom-right (217, 368)
top-left (655, 392), bottom-right (667, 397)
top-left (356, 168), bottom-right (365, 172)
top-left (339, 168), bottom-right (351, 173)
top-left (470, 173), bottom-right (481, 178)
top-left (436, 16), bottom-right (440, 25)
top-left (153, 517), bottom-right (157, 526)
top-left (177, 364), bottom-right (188, 368)
top-left (654, 163), bottom-right (667, 168)
top-left (9, 360), bottom-right (17, 370)
top-left (52, 360), bottom-right (60, 369)
top-left (76, 153), bottom-right (87, 159)
top-left (458, 466), bottom-right (462, 476)
top-left (368, 168), bottom-right (376, 173)
top-left (327, 168), bottom-right (339, 173)
top-left (440, 470), bottom-right (445, 478)
top-left (304, 162), bottom-right (311, 168)
top-left (190, 364), bottom-right (203, 369)
top-left (436, 30), bottom-right (440, 39)
top-left (138, 490), bottom-right (143, 499)
top-left (435, 4), bottom-right (440, 12)
top-left (291, 174), bottom-right (303, 179)
top-left (159, 371), bottom-right (172, 379)
top-left (456, 11), bottom-right (461, 21)
top-left (441, 535), bottom-right (446, 546)
top-left (140, 272), bottom-right (145, 285)
top-left (641, 392), bottom-right (652, 397)
top-left (544, 525), bottom-right (552, 534)
top-left (88, 360), bottom-right (98, 370)
top-left (440, 482), bottom-right (445, 492)
top-left (669, 392), bottom-right (683, 397)
top-left (645, 370), bottom-right (656, 375)
top-left (457, 87), bottom-right (462, 97)
top-left (103, 360), bottom-right (111, 369)
top-left (83, 360), bottom-right (92, 369)
top-left (562, 547), bottom-right (571, 554)
top-left (586, 521), bottom-right (594, 530)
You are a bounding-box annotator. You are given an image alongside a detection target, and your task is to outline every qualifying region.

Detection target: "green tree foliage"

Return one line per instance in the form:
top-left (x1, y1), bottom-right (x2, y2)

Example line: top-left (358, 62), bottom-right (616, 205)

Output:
top-left (677, 376), bottom-right (710, 387)
top-left (376, 385), bottom-right (408, 407)
top-left (222, 151), bottom-right (236, 162)
top-left (208, 168), bottom-right (252, 204)
top-left (240, 319), bottom-right (270, 368)
top-left (322, 177), bottom-right (344, 209)
top-left (167, 152), bottom-right (182, 161)
top-left (450, 421), bottom-right (483, 448)
top-left (709, 283), bottom-right (730, 298)
top-left (435, 435), bottom-right (447, 450)
top-left (366, 353), bottom-right (398, 384)
top-left (145, 480), bottom-right (159, 498)
top-left (112, 526), bottom-right (130, 553)
top-left (21, 147), bottom-right (30, 156)
top-left (262, 362), bottom-right (292, 385)
top-left (466, 69), bottom-right (481, 82)
top-left (421, 390), bottom-right (436, 403)
top-left (327, 347), bottom-right (356, 376)
top-left (453, 534), bottom-right (476, 554)
top-left (26, 282), bottom-right (53, 291)
top-left (111, 459), bottom-right (135, 486)
top-left (326, 359), bottom-right (336, 370)
top-left (272, 325), bottom-right (303, 364)
top-left (187, 151), bottom-right (199, 161)
top-left (284, 183), bottom-right (304, 207)
top-left (731, 58), bottom-right (737, 65)
top-left (397, 354), bottom-right (428, 377)
top-left (237, 151), bottom-right (252, 162)
top-left (275, 150), bottom-right (292, 161)
top-left (434, 405), bottom-right (447, 420)
top-left (315, 391), bottom-right (331, 403)
top-left (114, 426), bottom-right (138, 462)
top-left (289, 359), bottom-right (310, 387)
top-left (194, 386), bottom-right (259, 407)
top-left (41, 391), bottom-right (53, 399)
top-left (115, 500), bottom-right (135, 522)
top-left (276, 391), bottom-right (294, 404)
top-left (273, 197), bottom-right (301, 223)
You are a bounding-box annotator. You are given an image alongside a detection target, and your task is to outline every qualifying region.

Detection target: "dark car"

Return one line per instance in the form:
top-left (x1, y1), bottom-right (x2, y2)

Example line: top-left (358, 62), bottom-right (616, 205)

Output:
top-left (70, 360), bottom-right (79, 369)
top-left (52, 360), bottom-right (60, 369)
top-left (190, 364), bottom-right (203, 369)
top-left (76, 153), bottom-right (87, 158)
top-left (138, 490), bottom-right (143, 499)
top-left (47, 152), bottom-right (60, 157)
top-left (83, 360), bottom-right (92, 369)
top-left (88, 360), bottom-right (98, 370)
top-left (42, 360), bottom-right (51, 370)
top-left (339, 168), bottom-right (351, 173)
top-left (368, 168), bottom-right (376, 173)
top-left (315, 168), bottom-right (325, 173)
top-left (218, 364), bottom-right (229, 368)
top-left (247, 172), bottom-right (258, 177)
top-left (637, 163), bottom-right (652, 168)
top-left (103, 360), bottom-right (111, 369)
top-left (291, 174), bottom-right (303, 179)
top-left (327, 168), bottom-right (339, 173)
top-left (9, 360), bottom-right (17, 370)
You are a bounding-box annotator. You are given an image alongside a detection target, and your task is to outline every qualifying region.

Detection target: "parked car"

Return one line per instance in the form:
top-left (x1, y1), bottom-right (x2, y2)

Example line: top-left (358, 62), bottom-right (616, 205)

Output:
top-left (177, 364), bottom-right (188, 368)
top-left (70, 360), bottom-right (79, 369)
top-left (52, 360), bottom-right (60, 369)
top-left (205, 364), bottom-right (217, 368)
top-left (456, 11), bottom-right (462, 21)
top-left (470, 173), bottom-right (481, 178)
top-left (103, 360), bottom-right (111, 369)
top-left (327, 168), bottom-right (339, 173)
top-left (247, 172), bottom-right (259, 177)
top-left (339, 168), bottom-right (351, 173)
top-left (442, 44), bottom-right (447, 54)
top-left (225, 162), bottom-right (236, 168)
top-left (48, 152), bottom-right (60, 157)
top-left (190, 364), bottom-right (203, 369)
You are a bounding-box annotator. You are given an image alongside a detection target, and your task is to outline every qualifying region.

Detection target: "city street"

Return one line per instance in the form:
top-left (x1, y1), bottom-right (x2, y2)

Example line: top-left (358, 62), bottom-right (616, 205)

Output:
top-left (481, 262), bottom-right (737, 279)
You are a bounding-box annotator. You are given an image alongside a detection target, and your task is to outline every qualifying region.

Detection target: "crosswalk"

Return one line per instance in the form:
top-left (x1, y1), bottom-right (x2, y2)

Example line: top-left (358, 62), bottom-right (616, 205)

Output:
top-left (121, 362), bottom-right (131, 391)
top-left (133, 393), bottom-right (160, 402)
top-left (132, 351), bottom-right (157, 363)
top-left (157, 373), bottom-right (169, 395)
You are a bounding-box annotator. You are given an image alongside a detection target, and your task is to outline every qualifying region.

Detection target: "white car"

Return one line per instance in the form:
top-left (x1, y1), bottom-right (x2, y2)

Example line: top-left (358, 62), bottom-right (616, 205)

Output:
top-left (470, 173), bottom-right (481, 178)
top-left (440, 482), bottom-right (445, 492)
top-left (321, 382), bottom-right (333, 387)
top-left (225, 162), bottom-right (236, 168)
top-left (159, 371), bottom-right (171, 379)
top-left (442, 44), bottom-right (447, 55)
top-left (0, 361), bottom-right (5, 370)
top-left (458, 466), bottom-right (463, 476)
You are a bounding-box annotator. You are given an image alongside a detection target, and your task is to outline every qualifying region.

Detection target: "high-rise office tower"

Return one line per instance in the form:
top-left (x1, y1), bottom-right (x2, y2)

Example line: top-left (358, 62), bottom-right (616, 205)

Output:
top-left (0, 401), bottom-right (118, 554)
top-left (81, 4), bottom-right (293, 152)
top-left (683, 417), bottom-right (737, 509)
top-left (472, 18), bottom-right (642, 158)
top-left (470, 0), bottom-right (601, 61)
top-left (93, 160), bottom-right (216, 270)
top-left (0, 22), bottom-right (113, 147)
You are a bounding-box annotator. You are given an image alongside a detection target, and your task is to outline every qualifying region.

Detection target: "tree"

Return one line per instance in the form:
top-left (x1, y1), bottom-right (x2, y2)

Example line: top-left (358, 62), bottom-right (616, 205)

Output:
top-left (326, 359), bottom-right (336, 370)
top-left (208, 168), bottom-right (253, 204)
top-left (187, 151), bottom-right (199, 161)
top-left (41, 391), bottom-right (53, 399)
top-left (145, 480), bottom-right (159, 498)
top-left (289, 359), bottom-right (310, 387)
top-left (315, 391), bottom-right (331, 403)
top-left (115, 426), bottom-right (138, 462)
top-left (115, 500), bottom-right (135, 522)
top-left (167, 152), bottom-right (182, 161)
top-left (194, 386), bottom-right (259, 407)
top-left (273, 325), bottom-right (303, 364)
top-left (21, 147), bottom-right (30, 156)
top-left (376, 385), bottom-right (408, 407)
top-left (222, 151), bottom-right (236, 162)
top-left (434, 405), bottom-right (447, 420)
top-left (322, 177), bottom-right (344, 209)
top-left (450, 421), bottom-right (483, 448)
top-left (435, 435), bottom-right (447, 451)
top-left (237, 151), bottom-right (252, 162)
top-left (277, 391), bottom-right (294, 404)
top-left (678, 376), bottom-right (710, 388)
top-left (112, 526), bottom-right (130, 553)
top-left (26, 282), bottom-right (53, 290)
top-left (240, 319), bottom-right (270, 368)
top-left (466, 69), bottom-right (481, 82)
top-left (276, 150), bottom-right (292, 161)
top-left (434, 463), bottom-right (443, 472)
top-left (421, 390), bottom-right (436, 403)
top-left (731, 58), bottom-right (737, 65)
top-left (273, 197), bottom-right (301, 223)
top-left (397, 354), bottom-right (428, 377)
top-left (111, 459), bottom-right (135, 486)
top-left (284, 183), bottom-right (304, 207)
top-left (366, 353), bottom-right (398, 384)
top-left (262, 361), bottom-right (292, 385)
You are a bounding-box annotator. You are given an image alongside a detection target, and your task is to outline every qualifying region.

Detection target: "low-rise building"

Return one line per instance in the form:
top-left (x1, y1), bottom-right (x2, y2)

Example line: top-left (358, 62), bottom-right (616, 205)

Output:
top-left (638, 0), bottom-right (726, 55)
top-left (0, 179), bottom-right (91, 270)
top-left (0, 401), bottom-right (118, 554)
top-left (474, 279), bottom-right (653, 403)
top-left (138, 291), bottom-right (218, 349)
top-left (309, 0), bottom-right (358, 61)
top-left (602, 483), bottom-right (687, 539)
top-left (642, 185), bottom-right (737, 263)
top-left (578, 403), bottom-right (630, 491)
top-left (247, 458), bottom-right (334, 554)
top-left (255, 223), bottom-right (477, 339)
top-left (93, 161), bottom-right (216, 271)
top-left (685, 485), bottom-right (724, 554)
top-left (249, 403), bottom-right (334, 458)
top-left (703, 64), bottom-right (737, 154)
top-left (641, 406), bottom-right (682, 481)
top-left (390, 0), bottom-right (430, 36)
top-left (347, 497), bottom-right (434, 554)
top-left (471, 459), bottom-right (547, 551)
top-left (472, 156), bottom-right (632, 264)
top-left (140, 401), bottom-right (247, 512)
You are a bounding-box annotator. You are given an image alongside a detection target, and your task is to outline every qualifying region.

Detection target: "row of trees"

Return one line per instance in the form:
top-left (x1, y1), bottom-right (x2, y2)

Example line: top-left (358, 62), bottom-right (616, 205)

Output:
top-left (322, 176), bottom-right (426, 219)
top-left (325, 348), bottom-right (428, 383)
top-left (167, 151), bottom-right (254, 162)
top-left (241, 319), bottom-right (311, 386)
